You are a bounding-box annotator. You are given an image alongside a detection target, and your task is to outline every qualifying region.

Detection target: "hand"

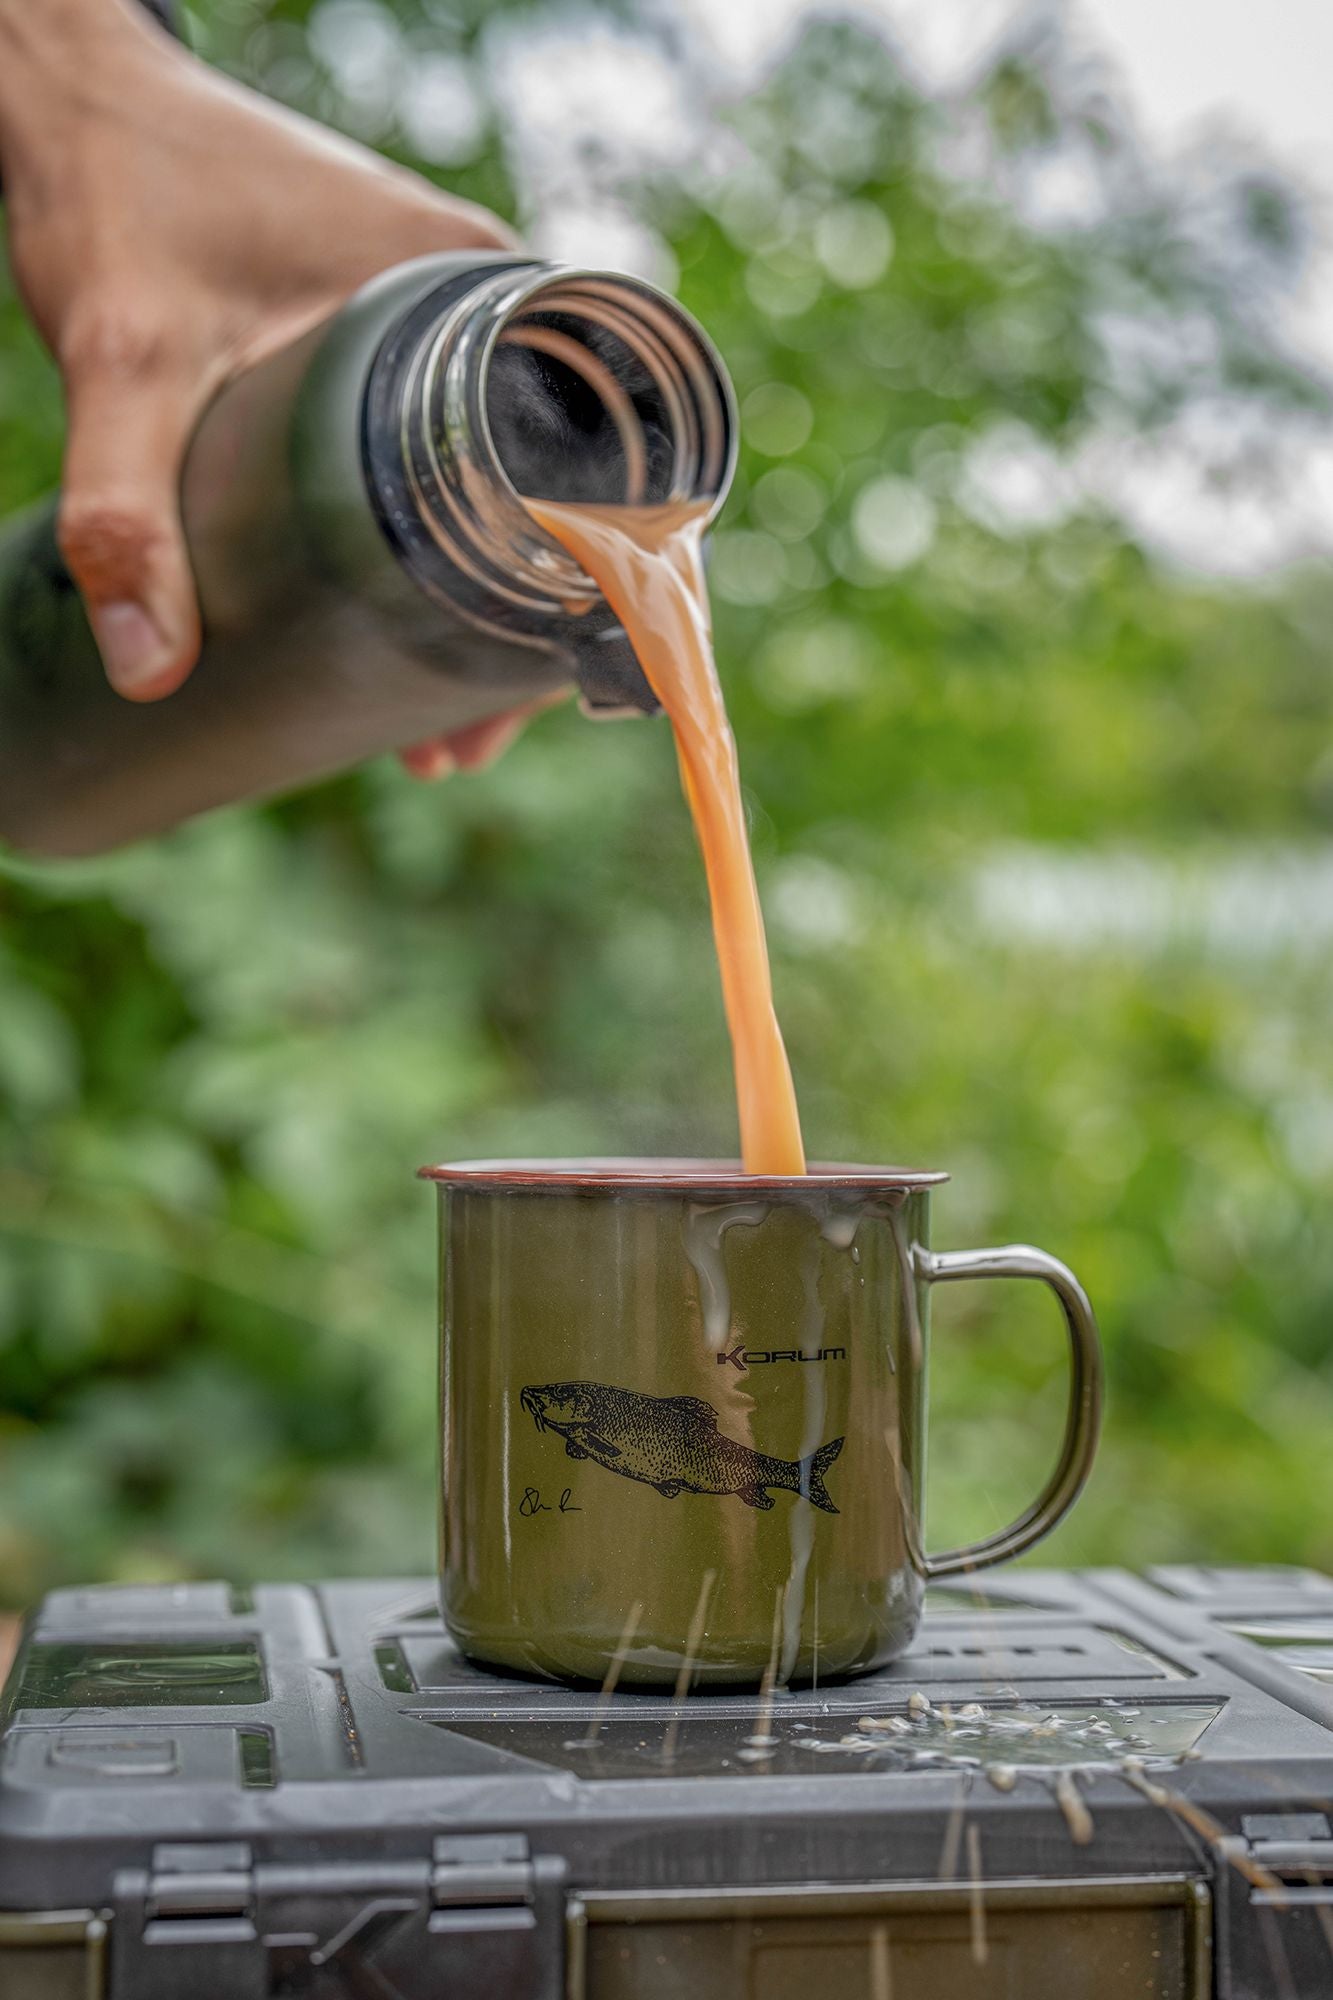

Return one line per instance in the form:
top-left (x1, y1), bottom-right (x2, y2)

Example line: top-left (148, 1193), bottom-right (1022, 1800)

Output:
top-left (0, 0), bottom-right (544, 778)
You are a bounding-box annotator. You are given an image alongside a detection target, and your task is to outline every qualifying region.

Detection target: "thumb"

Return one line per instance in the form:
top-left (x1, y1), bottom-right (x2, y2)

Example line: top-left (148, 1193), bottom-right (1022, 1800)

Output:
top-left (57, 367), bottom-right (201, 701)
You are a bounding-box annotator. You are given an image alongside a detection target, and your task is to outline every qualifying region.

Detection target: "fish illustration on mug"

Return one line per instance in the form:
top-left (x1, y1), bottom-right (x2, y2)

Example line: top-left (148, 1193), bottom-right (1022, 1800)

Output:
top-left (519, 1380), bottom-right (843, 1513)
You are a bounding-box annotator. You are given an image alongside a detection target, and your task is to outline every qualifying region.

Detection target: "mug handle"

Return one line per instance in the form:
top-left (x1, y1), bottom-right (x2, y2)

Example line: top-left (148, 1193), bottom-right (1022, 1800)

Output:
top-left (913, 1243), bottom-right (1104, 1580)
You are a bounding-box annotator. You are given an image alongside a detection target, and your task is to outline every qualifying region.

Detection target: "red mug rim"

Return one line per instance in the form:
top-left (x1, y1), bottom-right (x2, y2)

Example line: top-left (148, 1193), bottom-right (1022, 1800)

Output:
top-left (417, 1157), bottom-right (950, 1192)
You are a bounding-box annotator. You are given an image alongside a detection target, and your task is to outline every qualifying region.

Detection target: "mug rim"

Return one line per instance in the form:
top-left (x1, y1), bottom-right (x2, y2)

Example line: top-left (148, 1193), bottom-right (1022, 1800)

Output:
top-left (417, 1156), bottom-right (950, 1192)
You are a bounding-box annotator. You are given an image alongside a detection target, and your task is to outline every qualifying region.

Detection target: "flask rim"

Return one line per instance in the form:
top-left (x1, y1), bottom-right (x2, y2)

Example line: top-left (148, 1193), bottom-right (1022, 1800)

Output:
top-left (402, 260), bottom-right (738, 618)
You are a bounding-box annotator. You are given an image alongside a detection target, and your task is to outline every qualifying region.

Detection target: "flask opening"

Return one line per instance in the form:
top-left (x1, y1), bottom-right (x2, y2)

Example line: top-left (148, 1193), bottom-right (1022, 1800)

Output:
top-left (487, 306), bottom-right (670, 507)
top-left (402, 264), bottom-right (734, 614)
top-left (480, 271), bottom-right (732, 522)
top-left (366, 257), bottom-right (736, 713)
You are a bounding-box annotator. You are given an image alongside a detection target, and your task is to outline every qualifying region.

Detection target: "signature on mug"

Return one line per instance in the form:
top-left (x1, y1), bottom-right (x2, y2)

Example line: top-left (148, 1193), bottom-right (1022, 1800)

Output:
top-left (517, 1486), bottom-right (582, 1518)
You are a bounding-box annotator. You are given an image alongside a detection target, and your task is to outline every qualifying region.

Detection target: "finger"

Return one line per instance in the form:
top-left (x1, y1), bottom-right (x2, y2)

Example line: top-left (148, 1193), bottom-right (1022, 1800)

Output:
top-left (58, 354), bottom-right (201, 701)
top-left (398, 692), bottom-right (567, 782)
top-left (442, 708), bottom-right (536, 772)
top-left (398, 739), bottom-right (457, 781)
top-left (445, 691), bottom-right (570, 770)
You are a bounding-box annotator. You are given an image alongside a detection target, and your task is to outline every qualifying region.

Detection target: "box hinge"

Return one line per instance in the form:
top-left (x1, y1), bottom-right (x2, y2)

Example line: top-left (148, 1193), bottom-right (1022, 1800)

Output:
top-left (111, 1835), bottom-right (567, 1998)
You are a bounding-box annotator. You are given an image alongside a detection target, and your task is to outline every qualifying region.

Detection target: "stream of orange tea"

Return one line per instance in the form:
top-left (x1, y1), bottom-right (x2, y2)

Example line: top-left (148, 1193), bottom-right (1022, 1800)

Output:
top-left (527, 499), bottom-right (806, 1176)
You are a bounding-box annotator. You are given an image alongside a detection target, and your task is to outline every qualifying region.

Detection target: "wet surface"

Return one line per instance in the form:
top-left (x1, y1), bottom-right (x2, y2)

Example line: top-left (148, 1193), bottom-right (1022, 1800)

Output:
top-left (424, 1693), bottom-right (1226, 1780)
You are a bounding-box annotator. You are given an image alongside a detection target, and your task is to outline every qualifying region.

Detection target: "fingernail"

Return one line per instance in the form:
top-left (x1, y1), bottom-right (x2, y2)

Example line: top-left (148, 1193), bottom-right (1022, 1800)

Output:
top-left (91, 601), bottom-right (175, 696)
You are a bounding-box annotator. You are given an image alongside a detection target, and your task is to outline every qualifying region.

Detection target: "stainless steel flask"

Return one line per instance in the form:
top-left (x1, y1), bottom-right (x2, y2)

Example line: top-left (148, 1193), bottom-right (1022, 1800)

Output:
top-left (0, 254), bottom-right (736, 855)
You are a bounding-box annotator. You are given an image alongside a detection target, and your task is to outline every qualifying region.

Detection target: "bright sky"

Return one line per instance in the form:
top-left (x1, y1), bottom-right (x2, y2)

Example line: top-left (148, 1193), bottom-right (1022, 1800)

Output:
top-left (1075, 0), bottom-right (1333, 186)
top-left (1073, 0), bottom-right (1333, 365)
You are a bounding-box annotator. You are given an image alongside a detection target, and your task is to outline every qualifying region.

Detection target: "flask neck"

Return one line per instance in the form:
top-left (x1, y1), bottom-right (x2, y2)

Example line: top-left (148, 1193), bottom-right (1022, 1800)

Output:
top-left (366, 260), bottom-right (735, 689)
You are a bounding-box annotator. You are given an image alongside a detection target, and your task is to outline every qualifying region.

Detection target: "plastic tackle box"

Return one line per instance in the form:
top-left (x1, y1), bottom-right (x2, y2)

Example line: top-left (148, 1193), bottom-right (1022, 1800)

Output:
top-left (4, 1566), bottom-right (1333, 1997)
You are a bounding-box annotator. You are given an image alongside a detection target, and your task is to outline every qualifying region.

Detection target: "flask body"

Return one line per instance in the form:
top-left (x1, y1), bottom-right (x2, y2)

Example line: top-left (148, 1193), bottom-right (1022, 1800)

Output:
top-left (0, 254), bottom-right (734, 855)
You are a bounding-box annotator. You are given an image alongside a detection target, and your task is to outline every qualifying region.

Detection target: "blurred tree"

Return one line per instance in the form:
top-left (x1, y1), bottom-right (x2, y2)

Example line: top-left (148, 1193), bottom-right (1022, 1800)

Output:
top-left (0, 0), bottom-right (1330, 1597)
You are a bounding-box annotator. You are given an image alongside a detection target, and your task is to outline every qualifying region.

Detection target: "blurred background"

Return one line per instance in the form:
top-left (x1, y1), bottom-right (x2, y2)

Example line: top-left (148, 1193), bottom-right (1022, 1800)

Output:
top-left (0, 0), bottom-right (1330, 1605)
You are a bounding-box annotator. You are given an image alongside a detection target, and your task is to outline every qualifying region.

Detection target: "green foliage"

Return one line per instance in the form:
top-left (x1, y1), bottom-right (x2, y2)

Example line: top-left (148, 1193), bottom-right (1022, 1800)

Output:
top-left (0, 3), bottom-right (1330, 1598)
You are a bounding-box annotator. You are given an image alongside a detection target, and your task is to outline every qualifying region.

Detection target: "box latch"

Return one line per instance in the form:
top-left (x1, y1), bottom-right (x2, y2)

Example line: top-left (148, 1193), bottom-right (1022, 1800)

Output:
top-left (1215, 1810), bottom-right (1333, 1999)
top-left (430, 1832), bottom-right (568, 1998)
top-left (112, 1842), bottom-right (260, 1998)
top-left (111, 1834), bottom-right (567, 1997)
top-left (1238, 1812), bottom-right (1333, 1908)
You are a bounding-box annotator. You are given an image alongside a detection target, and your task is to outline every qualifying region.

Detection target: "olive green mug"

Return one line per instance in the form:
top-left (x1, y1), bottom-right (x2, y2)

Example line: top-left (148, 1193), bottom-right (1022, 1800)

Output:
top-left (421, 1159), bottom-right (1103, 1687)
